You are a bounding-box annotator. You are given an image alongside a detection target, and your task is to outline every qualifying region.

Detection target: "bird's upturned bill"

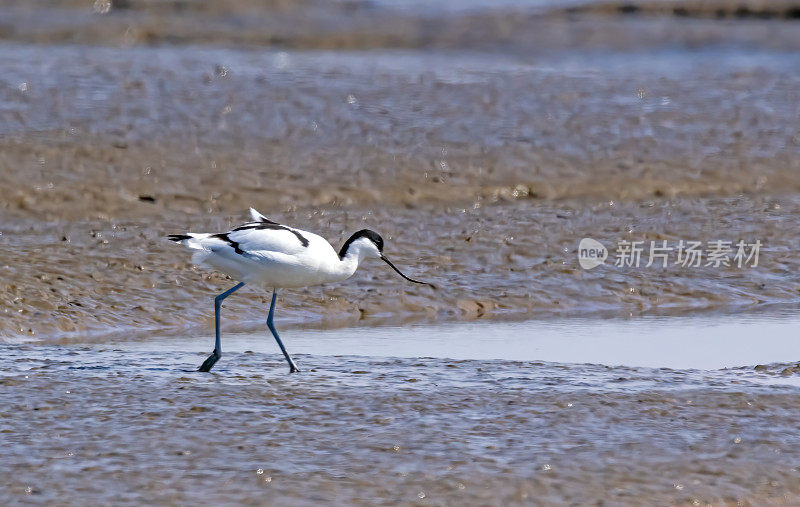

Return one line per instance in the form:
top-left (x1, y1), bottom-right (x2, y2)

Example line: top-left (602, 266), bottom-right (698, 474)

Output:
top-left (380, 255), bottom-right (434, 288)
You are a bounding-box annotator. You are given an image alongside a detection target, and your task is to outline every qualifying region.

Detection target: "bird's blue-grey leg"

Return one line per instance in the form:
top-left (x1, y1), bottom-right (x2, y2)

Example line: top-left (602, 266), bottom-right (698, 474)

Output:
top-left (198, 282), bottom-right (245, 372)
top-left (267, 290), bottom-right (300, 373)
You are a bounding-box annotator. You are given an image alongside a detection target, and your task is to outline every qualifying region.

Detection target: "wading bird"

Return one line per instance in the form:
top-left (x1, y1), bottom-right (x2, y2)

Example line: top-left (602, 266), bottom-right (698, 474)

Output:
top-left (168, 208), bottom-right (431, 373)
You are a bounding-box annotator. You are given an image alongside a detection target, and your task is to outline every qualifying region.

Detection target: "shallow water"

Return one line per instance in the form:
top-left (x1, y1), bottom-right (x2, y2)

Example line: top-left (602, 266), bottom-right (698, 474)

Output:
top-left (4, 312), bottom-right (800, 504)
top-left (116, 310), bottom-right (800, 372)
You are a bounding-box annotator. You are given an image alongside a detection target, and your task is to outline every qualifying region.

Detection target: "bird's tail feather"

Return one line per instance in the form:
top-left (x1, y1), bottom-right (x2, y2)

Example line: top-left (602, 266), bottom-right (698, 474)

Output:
top-left (167, 233), bottom-right (210, 250)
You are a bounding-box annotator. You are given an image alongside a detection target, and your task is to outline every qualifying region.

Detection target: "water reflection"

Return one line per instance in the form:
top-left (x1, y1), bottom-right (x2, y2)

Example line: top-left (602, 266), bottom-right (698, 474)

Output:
top-left (104, 310), bottom-right (800, 371)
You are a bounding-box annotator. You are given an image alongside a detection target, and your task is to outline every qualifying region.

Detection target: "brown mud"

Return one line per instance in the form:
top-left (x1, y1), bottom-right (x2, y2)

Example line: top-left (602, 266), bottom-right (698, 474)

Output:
top-left (1, 41), bottom-right (800, 340)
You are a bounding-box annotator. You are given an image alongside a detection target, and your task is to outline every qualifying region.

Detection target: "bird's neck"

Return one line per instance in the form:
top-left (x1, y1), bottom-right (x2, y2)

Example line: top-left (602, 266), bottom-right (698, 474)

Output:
top-left (326, 251), bottom-right (360, 282)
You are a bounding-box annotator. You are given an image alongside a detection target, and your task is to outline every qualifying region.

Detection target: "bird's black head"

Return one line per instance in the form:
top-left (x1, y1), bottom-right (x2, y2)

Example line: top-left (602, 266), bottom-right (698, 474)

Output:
top-left (338, 229), bottom-right (383, 259)
top-left (339, 229), bottom-right (433, 288)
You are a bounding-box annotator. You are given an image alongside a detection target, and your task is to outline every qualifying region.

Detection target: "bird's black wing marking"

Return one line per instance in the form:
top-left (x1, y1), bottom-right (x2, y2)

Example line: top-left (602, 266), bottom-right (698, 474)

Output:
top-left (231, 223), bottom-right (309, 247)
top-left (168, 234), bottom-right (192, 242)
top-left (212, 233), bottom-right (244, 255)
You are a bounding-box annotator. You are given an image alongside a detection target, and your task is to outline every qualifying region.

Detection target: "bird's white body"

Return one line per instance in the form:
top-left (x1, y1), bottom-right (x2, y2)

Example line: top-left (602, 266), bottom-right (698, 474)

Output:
top-left (173, 209), bottom-right (372, 288)
top-left (169, 208), bottom-right (429, 373)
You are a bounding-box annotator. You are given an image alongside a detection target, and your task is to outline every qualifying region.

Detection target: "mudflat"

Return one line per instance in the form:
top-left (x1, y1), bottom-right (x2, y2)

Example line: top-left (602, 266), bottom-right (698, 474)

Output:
top-left (2, 0), bottom-right (800, 504)
top-left (3, 43), bottom-right (800, 339)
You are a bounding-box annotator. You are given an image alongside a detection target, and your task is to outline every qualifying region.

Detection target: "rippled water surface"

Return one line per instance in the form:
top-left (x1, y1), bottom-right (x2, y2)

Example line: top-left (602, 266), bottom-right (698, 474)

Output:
top-left (4, 312), bottom-right (800, 504)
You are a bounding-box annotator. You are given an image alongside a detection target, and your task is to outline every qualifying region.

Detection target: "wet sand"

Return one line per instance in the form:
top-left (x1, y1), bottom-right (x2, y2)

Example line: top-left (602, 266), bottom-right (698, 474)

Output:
top-left (4, 192), bottom-right (800, 341)
top-left (2, 43), bottom-right (800, 339)
top-left (3, 0), bottom-right (800, 504)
